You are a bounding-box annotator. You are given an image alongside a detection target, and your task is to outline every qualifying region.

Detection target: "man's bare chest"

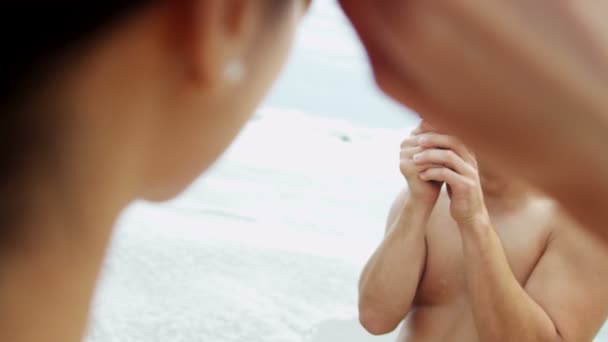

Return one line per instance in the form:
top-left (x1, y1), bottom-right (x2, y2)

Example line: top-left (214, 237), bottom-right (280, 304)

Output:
top-left (414, 201), bottom-right (553, 305)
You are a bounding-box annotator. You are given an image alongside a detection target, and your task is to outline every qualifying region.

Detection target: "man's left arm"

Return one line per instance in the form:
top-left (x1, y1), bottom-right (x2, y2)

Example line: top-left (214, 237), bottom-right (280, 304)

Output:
top-left (414, 132), bottom-right (608, 342)
top-left (522, 220), bottom-right (608, 342)
top-left (458, 215), bottom-right (608, 342)
top-left (459, 220), bottom-right (563, 342)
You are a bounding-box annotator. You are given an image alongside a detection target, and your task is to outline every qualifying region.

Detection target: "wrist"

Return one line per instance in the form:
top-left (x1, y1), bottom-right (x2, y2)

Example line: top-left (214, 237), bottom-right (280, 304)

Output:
top-left (399, 197), bottom-right (436, 230)
top-left (409, 191), bottom-right (439, 208)
top-left (406, 194), bottom-right (437, 215)
top-left (457, 212), bottom-right (491, 236)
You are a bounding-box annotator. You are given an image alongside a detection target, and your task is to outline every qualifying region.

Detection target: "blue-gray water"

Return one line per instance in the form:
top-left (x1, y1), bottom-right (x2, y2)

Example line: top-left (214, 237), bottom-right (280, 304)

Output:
top-left (263, 0), bottom-right (416, 129)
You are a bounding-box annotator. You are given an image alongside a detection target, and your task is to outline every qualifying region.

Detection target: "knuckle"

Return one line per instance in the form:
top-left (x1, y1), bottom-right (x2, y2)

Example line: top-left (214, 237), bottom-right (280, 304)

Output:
top-left (446, 150), bottom-right (458, 161)
top-left (462, 180), bottom-right (476, 191)
top-left (451, 136), bottom-right (463, 146)
top-left (464, 165), bottom-right (474, 174)
top-left (401, 147), bottom-right (418, 157)
top-left (433, 136), bottom-right (446, 147)
top-left (449, 138), bottom-right (462, 150)
top-left (432, 150), bottom-right (446, 162)
top-left (421, 134), bottom-right (436, 146)
top-left (400, 160), bottom-right (414, 172)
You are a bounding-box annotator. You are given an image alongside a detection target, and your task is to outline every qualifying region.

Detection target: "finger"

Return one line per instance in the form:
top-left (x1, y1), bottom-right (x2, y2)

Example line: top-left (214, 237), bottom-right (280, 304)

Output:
top-left (400, 160), bottom-right (444, 175)
top-left (400, 136), bottom-right (418, 149)
top-left (419, 167), bottom-right (473, 191)
top-left (416, 163), bottom-right (445, 173)
top-left (413, 149), bottom-right (476, 176)
top-left (416, 133), bottom-right (475, 163)
top-left (411, 121), bottom-right (435, 136)
top-left (401, 146), bottom-right (423, 159)
top-left (419, 121), bottom-right (436, 133)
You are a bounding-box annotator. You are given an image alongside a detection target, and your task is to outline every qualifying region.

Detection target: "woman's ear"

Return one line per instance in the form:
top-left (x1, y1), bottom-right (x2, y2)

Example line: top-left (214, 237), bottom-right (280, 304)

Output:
top-left (175, 0), bottom-right (260, 89)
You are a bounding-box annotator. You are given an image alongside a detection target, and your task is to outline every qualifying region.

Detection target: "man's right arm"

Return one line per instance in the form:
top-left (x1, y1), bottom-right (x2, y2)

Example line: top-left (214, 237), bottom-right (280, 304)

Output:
top-left (358, 189), bottom-right (434, 335)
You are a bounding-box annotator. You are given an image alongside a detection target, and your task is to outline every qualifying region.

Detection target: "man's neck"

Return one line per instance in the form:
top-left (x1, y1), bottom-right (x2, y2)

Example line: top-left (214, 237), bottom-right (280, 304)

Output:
top-left (480, 173), bottom-right (534, 214)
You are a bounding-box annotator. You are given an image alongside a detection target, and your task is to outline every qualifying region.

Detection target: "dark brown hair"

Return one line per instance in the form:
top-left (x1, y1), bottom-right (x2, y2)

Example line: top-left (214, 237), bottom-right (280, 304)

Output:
top-left (0, 3), bottom-right (149, 231)
top-left (0, 1), bottom-right (292, 231)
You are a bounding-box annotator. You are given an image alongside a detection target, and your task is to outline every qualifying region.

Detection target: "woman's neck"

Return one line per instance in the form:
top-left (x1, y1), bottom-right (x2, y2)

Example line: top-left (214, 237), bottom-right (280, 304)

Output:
top-left (0, 158), bottom-right (131, 342)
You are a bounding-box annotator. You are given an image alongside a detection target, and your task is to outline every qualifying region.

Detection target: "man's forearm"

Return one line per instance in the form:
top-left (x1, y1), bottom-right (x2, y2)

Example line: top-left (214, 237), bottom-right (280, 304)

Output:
top-left (460, 220), bottom-right (560, 342)
top-left (358, 198), bottom-right (433, 333)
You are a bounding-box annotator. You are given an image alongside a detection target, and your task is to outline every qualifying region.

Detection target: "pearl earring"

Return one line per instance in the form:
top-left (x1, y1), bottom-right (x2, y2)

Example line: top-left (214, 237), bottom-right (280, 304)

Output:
top-left (223, 58), bottom-right (246, 84)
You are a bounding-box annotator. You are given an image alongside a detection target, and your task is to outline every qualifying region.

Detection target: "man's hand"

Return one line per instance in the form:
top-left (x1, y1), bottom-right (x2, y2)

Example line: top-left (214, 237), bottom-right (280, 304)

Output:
top-left (400, 124), bottom-right (443, 206)
top-left (338, 0), bottom-right (608, 244)
top-left (413, 131), bottom-right (489, 227)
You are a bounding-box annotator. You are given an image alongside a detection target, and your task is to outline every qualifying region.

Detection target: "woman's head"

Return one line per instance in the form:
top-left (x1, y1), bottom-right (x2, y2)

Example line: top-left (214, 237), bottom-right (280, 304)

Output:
top-left (0, 4), bottom-right (309, 341)
top-left (2, 1), bottom-right (309, 216)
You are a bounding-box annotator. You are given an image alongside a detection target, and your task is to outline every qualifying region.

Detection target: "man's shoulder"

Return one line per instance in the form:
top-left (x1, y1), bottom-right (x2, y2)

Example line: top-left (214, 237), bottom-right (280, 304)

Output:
top-left (546, 200), bottom-right (589, 237)
top-left (544, 201), bottom-right (608, 263)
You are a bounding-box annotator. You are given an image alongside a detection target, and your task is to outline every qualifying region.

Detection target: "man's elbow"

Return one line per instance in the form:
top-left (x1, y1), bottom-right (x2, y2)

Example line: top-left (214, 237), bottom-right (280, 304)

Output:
top-left (358, 307), bottom-right (402, 335)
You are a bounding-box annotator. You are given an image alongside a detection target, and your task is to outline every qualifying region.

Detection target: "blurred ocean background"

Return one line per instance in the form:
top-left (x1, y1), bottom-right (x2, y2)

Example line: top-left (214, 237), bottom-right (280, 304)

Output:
top-left (87, 1), bottom-right (608, 341)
